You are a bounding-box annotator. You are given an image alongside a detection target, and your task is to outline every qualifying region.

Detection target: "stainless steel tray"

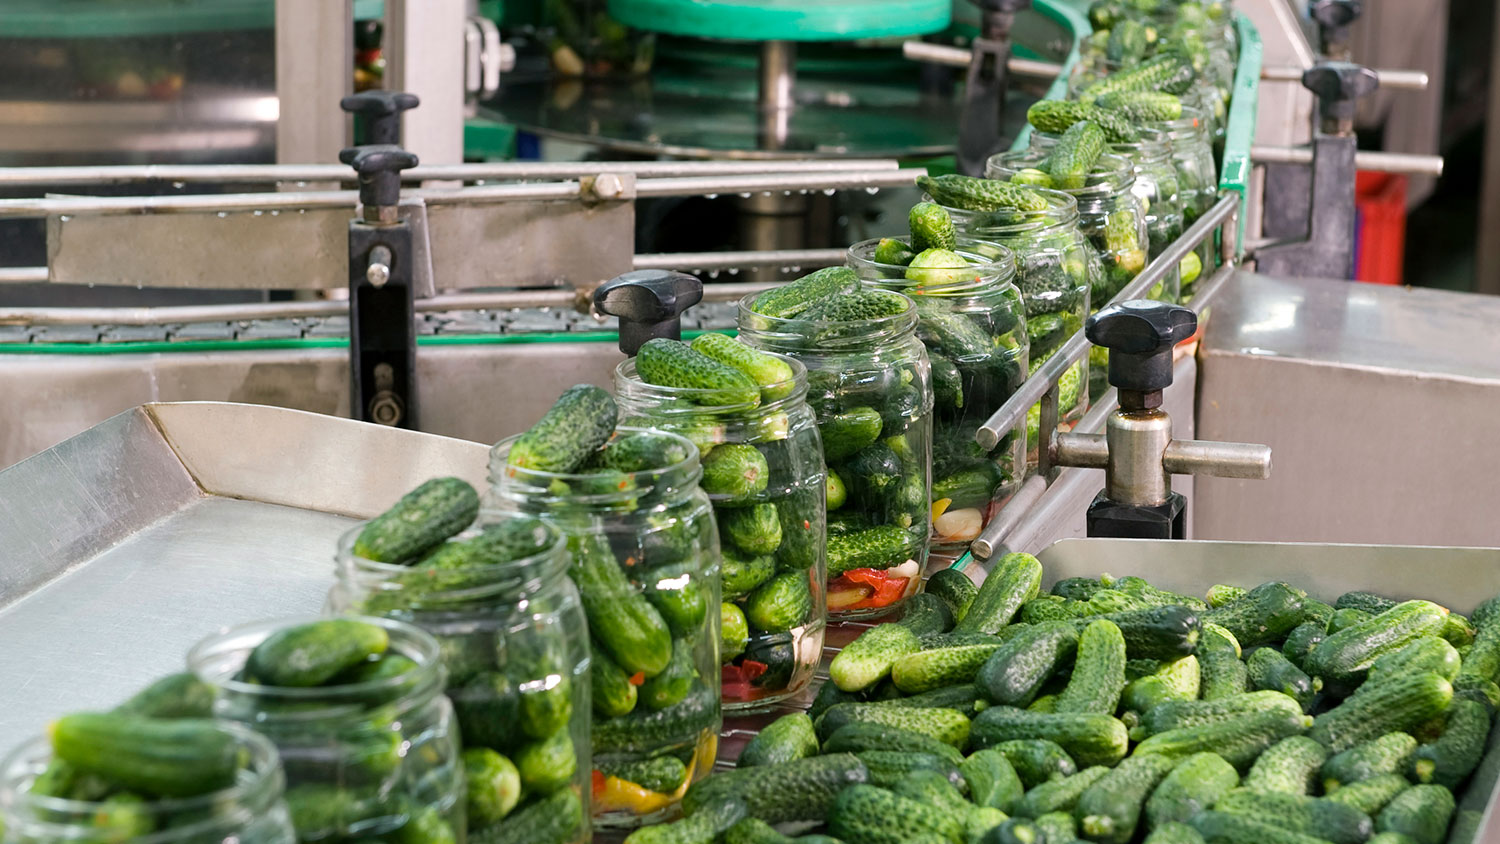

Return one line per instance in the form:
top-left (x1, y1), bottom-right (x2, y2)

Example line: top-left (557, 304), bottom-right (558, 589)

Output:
top-left (0, 402), bottom-right (489, 742)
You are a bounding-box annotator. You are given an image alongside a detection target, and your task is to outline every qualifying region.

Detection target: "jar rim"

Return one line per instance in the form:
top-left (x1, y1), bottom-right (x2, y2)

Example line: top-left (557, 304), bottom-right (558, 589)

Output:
top-left (0, 724), bottom-right (285, 841)
top-left (188, 614), bottom-right (443, 707)
top-left (845, 236), bottom-right (1018, 296)
top-left (334, 519), bottom-right (568, 603)
top-left (734, 288), bottom-right (919, 349)
top-left (1154, 105), bottom-right (1208, 134)
top-left (923, 186), bottom-right (1081, 237)
top-left (613, 350), bottom-right (808, 412)
top-left (985, 151), bottom-right (1136, 199)
top-left (488, 425), bottom-right (703, 508)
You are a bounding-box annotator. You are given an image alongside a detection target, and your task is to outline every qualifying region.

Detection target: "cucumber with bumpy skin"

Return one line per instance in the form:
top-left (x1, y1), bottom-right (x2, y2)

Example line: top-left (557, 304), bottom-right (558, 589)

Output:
top-left (975, 621), bottom-right (1079, 707)
top-left (739, 712), bottom-right (819, 768)
top-left (599, 755), bottom-right (689, 794)
top-left (638, 339), bottom-right (763, 408)
top-left (625, 797), bottom-right (747, 844)
top-left (918, 174), bottom-right (1049, 214)
top-left (1084, 604), bottom-right (1202, 661)
top-left (1134, 691), bottom-right (1302, 740)
top-left (690, 332), bottom-right (795, 400)
top-left (1132, 706), bottom-right (1310, 770)
top-left (1145, 822), bottom-right (1206, 844)
top-left (1248, 647), bottom-right (1319, 711)
top-left (1026, 99), bottom-right (1140, 143)
top-left (1376, 784), bottom-right (1454, 844)
top-left (1242, 736), bottom-right (1327, 795)
top-left (1189, 811), bottom-right (1334, 844)
top-left (50, 714), bottom-right (247, 798)
top-left (1056, 620), bottom-right (1126, 715)
top-left (955, 552), bottom-right (1043, 634)
top-left (892, 641), bottom-right (1005, 694)
top-left (1199, 623), bottom-right (1248, 700)
top-left (1309, 672), bottom-right (1453, 753)
top-left (1282, 621), bottom-right (1328, 671)
top-left (874, 238), bottom-right (917, 267)
top-left (824, 723), bottom-right (964, 765)
top-left (1145, 751), bottom-right (1239, 826)
top-left (1073, 753), bottom-right (1179, 844)
top-left (986, 739), bottom-right (1078, 788)
top-left (1096, 91), bottom-right (1184, 123)
top-left (829, 623), bottom-right (920, 692)
top-left (246, 618), bottom-right (389, 687)
top-left (1013, 765), bottom-right (1110, 818)
top-left (927, 567), bottom-right (978, 623)
top-left (682, 753), bottom-right (869, 824)
top-left (910, 202), bottom-right (958, 252)
top-left (814, 703), bottom-right (970, 748)
top-left (856, 750), bottom-right (965, 791)
top-left (1049, 121), bottom-right (1106, 191)
top-left (1203, 582), bottom-right (1306, 649)
top-left (505, 385), bottom-right (618, 475)
top-left (1321, 732), bottom-right (1417, 790)
top-left (1366, 636), bottom-right (1461, 686)
top-left (970, 708), bottom-right (1130, 768)
top-left (1324, 774), bottom-right (1410, 816)
top-left (828, 784), bottom-right (964, 844)
top-left (751, 267), bottom-right (860, 319)
top-left (1306, 600), bottom-right (1450, 684)
top-left (1121, 656), bottom-right (1200, 716)
top-left (1213, 788), bottom-right (1374, 844)
top-left (960, 748), bottom-right (1026, 812)
top-left (354, 477), bottom-right (481, 563)
top-left (1409, 698), bottom-right (1490, 788)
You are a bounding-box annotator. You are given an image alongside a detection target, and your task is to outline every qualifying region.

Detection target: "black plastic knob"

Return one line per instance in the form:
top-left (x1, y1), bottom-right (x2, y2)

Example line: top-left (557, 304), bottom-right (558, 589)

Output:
top-left (1085, 299), bottom-right (1196, 394)
top-left (340, 144), bottom-right (419, 210)
top-left (594, 270), bottom-right (704, 355)
top-left (1308, 0), bottom-right (1361, 31)
top-left (1302, 61), bottom-right (1379, 125)
top-left (340, 91), bottom-right (420, 145)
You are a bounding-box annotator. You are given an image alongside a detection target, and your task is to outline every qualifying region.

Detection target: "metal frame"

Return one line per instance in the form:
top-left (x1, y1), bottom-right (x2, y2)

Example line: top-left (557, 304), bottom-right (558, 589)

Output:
top-left (971, 193), bottom-right (1242, 559)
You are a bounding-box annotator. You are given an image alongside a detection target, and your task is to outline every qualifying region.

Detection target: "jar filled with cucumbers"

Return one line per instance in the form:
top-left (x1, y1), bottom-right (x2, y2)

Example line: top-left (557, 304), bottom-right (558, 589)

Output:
top-left (613, 337), bottom-right (826, 710)
top-left (328, 511), bottom-right (589, 843)
top-left (1156, 106), bottom-right (1219, 300)
top-left (846, 224), bottom-right (1028, 550)
top-left (189, 616), bottom-right (464, 844)
top-left (487, 390), bottom-right (720, 829)
top-left (737, 269), bottom-right (933, 619)
top-left (917, 174), bottom-right (1090, 452)
top-left (1, 717), bottom-right (295, 844)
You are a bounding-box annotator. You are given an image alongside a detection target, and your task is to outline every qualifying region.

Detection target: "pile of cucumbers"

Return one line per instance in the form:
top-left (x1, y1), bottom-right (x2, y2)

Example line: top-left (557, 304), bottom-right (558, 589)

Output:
top-left (859, 202), bottom-right (1028, 546)
top-left (743, 270), bottom-right (933, 616)
top-left (624, 553), bottom-right (1500, 844)
top-left (620, 334), bottom-right (826, 705)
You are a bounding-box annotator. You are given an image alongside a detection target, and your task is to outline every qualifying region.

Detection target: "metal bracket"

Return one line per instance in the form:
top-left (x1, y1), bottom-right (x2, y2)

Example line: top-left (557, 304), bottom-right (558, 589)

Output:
top-left (957, 35), bottom-right (1013, 177)
top-left (349, 220), bottom-right (418, 428)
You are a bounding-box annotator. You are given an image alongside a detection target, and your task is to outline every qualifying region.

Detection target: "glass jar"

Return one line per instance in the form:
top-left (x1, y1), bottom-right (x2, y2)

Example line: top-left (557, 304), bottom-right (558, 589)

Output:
top-left (189, 616), bottom-right (463, 844)
top-left (1186, 79), bottom-right (1228, 159)
top-left (846, 237), bottom-right (1029, 551)
top-left (486, 428), bottom-right (719, 829)
top-left (613, 353), bottom-right (826, 710)
top-left (1156, 106), bottom-right (1219, 299)
top-left (737, 293), bottom-right (934, 619)
top-left (328, 518), bottom-right (589, 843)
top-left (0, 725), bottom-right (295, 844)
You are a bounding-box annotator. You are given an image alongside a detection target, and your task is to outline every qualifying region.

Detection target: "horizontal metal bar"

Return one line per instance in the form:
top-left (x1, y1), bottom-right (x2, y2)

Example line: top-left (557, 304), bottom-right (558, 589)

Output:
top-left (632, 168), bottom-right (926, 198)
top-left (1260, 65), bottom-right (1429, 90)
top-left (969, 475), bottom-right (1049, 561)
top-left (0, 159), bottom-right (903, 188)
top-left (0, 266), bottom-right (48, 284)
top-left (1252, 145), bottom-right (1445, 177)
top-left (975, 194), bottom-right (1238, 450)
top-left (633, 249), bottom-right (846, 272)
top-left (901, 41), bottom-right (1063, 78)
top-left (1053, 433), bottom-right (1109, 468)
top-left (1163, 439), bottom-right (1273, 479)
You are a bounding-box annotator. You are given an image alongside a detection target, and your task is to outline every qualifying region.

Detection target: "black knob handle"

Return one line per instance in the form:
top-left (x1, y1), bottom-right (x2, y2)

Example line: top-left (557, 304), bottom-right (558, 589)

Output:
top-left (1302, 61), bottom-right (1378, 127)
top-left (1085, 299), bottom-right (1196, 394)
top-left (340, 144), bottom-right (419, 210)
top-left (593, 270), bottom-right (704, 355)
top-left (340, 91), bottom-right (420, 145)
top-left (1309, 0), bottom-right (1361, 29)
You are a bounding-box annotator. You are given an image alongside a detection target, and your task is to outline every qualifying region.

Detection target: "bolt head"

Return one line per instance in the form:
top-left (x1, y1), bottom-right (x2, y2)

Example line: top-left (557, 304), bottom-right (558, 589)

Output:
top-left (366, 262), bottom-right (391, 288)
top-left (593, 173), bottom-right (624, 199)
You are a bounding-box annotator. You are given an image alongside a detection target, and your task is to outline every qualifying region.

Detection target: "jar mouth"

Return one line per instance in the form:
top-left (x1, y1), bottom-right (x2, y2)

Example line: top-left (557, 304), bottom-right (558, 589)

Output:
top-left (846, 236), bottom-right (1017, 296)
top-left (488, 425), bottom-right (703, 509)
top-left (614, 352), bottom-right (808, 413)
top-left (735, 289), bottom-right (918, 350)
top-left (335, 520), bottom-right (568, 607)
top-left (0, 724), bottom-right (284, 841)
top-left (985, 152), bottom-right (1136, 199)
top-left (931, 186), bottom-right (1080, 237)
top-left (188, 614), bottom-right (443, 714)
top-left (1154, 105), bottom-right (1208, 135)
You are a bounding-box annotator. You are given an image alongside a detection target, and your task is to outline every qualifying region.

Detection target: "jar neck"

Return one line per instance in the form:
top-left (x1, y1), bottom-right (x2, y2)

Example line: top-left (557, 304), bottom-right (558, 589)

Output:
top-left (736, 291), bottom-right (919, 353)
top-left (488, 427), bottom-right (703, 513)
top-left (939, 187), bottom-right (1081, 242)
top-left (846, 236), bottom-right (1017, 297)
top-left (0, 728), bottom-right (285, 844)
top-left (614, 353), bottom-right (810, 419)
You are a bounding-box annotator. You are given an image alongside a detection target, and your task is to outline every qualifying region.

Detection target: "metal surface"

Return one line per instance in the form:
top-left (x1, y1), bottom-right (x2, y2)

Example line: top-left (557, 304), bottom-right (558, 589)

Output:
top-left (276, 0), bottom-right (352, 170)
top-left (384, 0), bottom-right (466, 168)
top-left (1261, 65), bottom-right (1427, 89)
top-left (901, 40), bottom-right (1061, 78)
top-left (0, 92), bottom-right (280, 160)
top-left (0, 402), bottom-right (490, 741)
top-left (758, 41), bottom-right (797, 149)
top-left (633, 248), bottom-right (845, 272)
top-left (1195, 270), bottom-right (1500, 546)
top-left (424, 198), bottom-right (635, 290)
top-left (1250, 145), bottom-right (1445, 176)
top-left (1103, 411), bottom-right (1173, 507)
top-left (976, 194), bottom-right (1238, 450)
top-left (1162, 440), bottom-right (1273, 479)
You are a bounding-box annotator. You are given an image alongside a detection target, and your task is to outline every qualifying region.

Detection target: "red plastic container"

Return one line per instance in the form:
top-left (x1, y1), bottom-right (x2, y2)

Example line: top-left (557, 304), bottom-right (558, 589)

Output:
top-left (1353, 171), bottom-right (1407, 285)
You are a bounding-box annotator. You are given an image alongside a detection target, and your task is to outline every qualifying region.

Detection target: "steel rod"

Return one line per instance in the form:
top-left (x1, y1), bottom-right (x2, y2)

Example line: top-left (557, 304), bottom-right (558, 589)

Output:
top-left (633, 168), bottom-right (926, 198)
top-left (1053, 433), bottom-right (1109, 469)
top-left (1260, 65), bottom-right (1429, 90)
top-left (1251, 145), bottom-right (1445, 177)
top-left (0, 159), bottom-right (902, 188)
top-left (1162, 439), bottom-right (1273, 479)
top-left (975, 194), bottom-right (1238, 450)
top-left (969, 475), bottom-right (1049, 561)
top-left (633, 248), bottom-right (845, 271)
top-left (0, 266), bottom-right (48, 284)
top-left (901, 41), bottom-right (1063, 78)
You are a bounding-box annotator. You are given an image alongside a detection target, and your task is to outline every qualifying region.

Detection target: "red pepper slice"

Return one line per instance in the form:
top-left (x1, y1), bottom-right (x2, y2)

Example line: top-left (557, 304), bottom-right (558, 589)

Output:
top-left (591, 769), bottom-right (606, 795)
top-left (627, 671), bottom-right (645, 686)
top-left (834, 568), bottom-right (910, 610)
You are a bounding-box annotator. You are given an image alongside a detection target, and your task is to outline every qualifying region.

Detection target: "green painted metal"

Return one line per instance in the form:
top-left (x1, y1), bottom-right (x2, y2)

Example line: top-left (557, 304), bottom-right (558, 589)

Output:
top-left (0, 0), bottom-right (387, 38)
top-left (607, 0), bottom-right (951, 42)
top-left (464, 117), bottom-right (518, 160)
top-left (1219, 12), bottom-right (1261, 255)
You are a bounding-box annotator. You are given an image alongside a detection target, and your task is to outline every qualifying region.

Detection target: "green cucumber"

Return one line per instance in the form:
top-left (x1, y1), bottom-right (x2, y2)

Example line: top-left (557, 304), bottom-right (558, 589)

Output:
top-left (474, 787), bottom-right (582, 844)
top-left (1013, 766), bottom-right (1110, 818)
top-left (1053, 577), bottom-right (1105, 601)
top-left (1452, 674), bottom-right (1500, 713)
top-left (1206, 584), bottom-right (1248, 608)
top-left (637, 338), bottom-right (762, 407)
top-left (1204, 582), bottom-right (1307, 649)
top-left (702, 443), bottom-right (771, 502)
top-left (690, 333), bottom-right (794, 399)
top-left (1459, 618), bottom-right (1500, 684)
top-left (751, 267), bottom-right (860, 319)
top-left (1084, 604), bottom-right (1201, 660)
top-left (1121, 656), bottom-right (1200, 715)
top-left (1104, 575), bottom-right (1208, 611)
top-left (803, 289), bottom-right (912, 325)
top-left (354, 477), bottom-right (480, 563)
top-left (1080, 51), bottom-right (1197, 104)
top-left (640, 638), bottom-right (698, 711)
top-left (814, 703), bottom-right (970, 748)
top-left (1049, 121), bottom-right (1107, 191)
top-left (1248, 647), bottom-right (1319, 711)
top-left (1056, 620), bottom-right (1126, 715)
top-left (1026, 99), bottom-right (1139, 143)
top-left (1282, 621), bottom-right (1329, 670)
top-left (1324, 773), bottom-right (1410, 815)
top-left (1199, 623), bottom-right (1248, 700)
top-left (1021, 595), bottom-right (1090, 624)
top-left (625, 797), bottom-right (747, 844)
top-left (1214, 789), bottom-right (1373, 844)
top-left (828, 784), bottom-right (964, 844)
top-left (985, 739), bottom-right (1078, 788)
top-left (1146, 751), bottom-right (1238, 826)
top-left (683, 753), bottom-right (868, 824)
top-left (114, 672), bottom-right (216, 719)
top-left (569, 533), bottom-right (672, 677)
top-left (827, 525), bottom-right (915, 577)
top-left (50, 714), bottom-right (247, 798)
top-left (514, 729), bottom-right (575, 795)
top-left (1074, 753), bottom-right (1178, 844)
top-left (1134, 691), bottom-right (1303, 739)
top-left (1306, 600), bottom-right (1451, 684)
top-left (829, 623), bottom-right (921, 692)
top-left (1309, 673), bottom-right (1453, 753)
top-left (598, 756), bottom-right (688, 795)
top-left (930, 354), bottom-right (964, 410)
top-left (1409, 698), bottom-right (1490, 788)
top-left (1133, 706), bottom-right (1311, 770)
top-left (910, 202), bottom-right (958, 252)
top-left (969, 708), bottom-right (1129, 768)
top-left (917, 174), bottom-right (1049, 214)
top-left (595, 431), bottom-right (691, 473)
top-left (739, 712), bottom-right (820, 768)
top-left (1322, 732), bottom-right (1417, 790)
top-left (1189, 811), bottom-right (1334, 844)
top-left (245, 618), bottom-right (389, 687)
top-left (882, 683), bottom-right (986, 718)
top-left (505, 385), bottom-right (617, 474)
top-left (1095, 91), bottom-right (1185, 123)
top-left (824, 722), bottom-right (963, 764)
top-left (722, 546), bottom-right (776, 599)
top-left (1366, 636), bottom-right (1461, 686)
top-left (961, 748), bottom-right (1026, 812)
top-left (955, 552), bottom-right (1043, 634)
top-left (1242, 736), bottom-right (1327, 795)
top-left (1145, 822), bottom-right (1206, 844)
top-left (744, 570), bottom-right (813, 634)
top-left (874, 238), bottom-right (917, 267)
top-left (592, 683), bottom-right (716, 755)
top-left (1376, 784), bottom-right (1454, 844)
top-left (1033, 812), bottom-right (1077, 844)
top-left (975, 621), bottom-right (1079, 707)
top-left (927, 568), bottom-right (979, 623)
top-left (722, 503), bottom-right (783, 555)
top-left (856, 750), bottom-right (965, 791)
top-left (1335, 591), bottom-right (1398, 614)
top-left (1330, 608), bottom-right (1375, 633)
top-left (643, 562), bottom-right (709, 639)
top-left (820, 407), bottom-right (884, 461)
top-left (892, 642), bottom-right (1003, 694)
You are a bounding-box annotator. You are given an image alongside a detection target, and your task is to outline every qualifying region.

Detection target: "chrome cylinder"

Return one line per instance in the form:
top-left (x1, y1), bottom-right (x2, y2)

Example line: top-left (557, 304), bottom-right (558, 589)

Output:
top-left (1105, 409), bottom-right (1173, 507)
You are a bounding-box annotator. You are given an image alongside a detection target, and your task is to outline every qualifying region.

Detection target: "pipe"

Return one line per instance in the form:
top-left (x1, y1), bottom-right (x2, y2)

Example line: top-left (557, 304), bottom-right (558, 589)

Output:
top-left (632, 168), bottom-right (926, 198)
top-left (633, 248), bottom-right (845, 271)
top-left (901, 41), bottom-right (1063, 78)
top-left (1260, 65), bottom-right (1428, 90)
top-left (1251, 146), bottom-right (1445, 177)
top-left (974, 194), bottom-right (1239, 450)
